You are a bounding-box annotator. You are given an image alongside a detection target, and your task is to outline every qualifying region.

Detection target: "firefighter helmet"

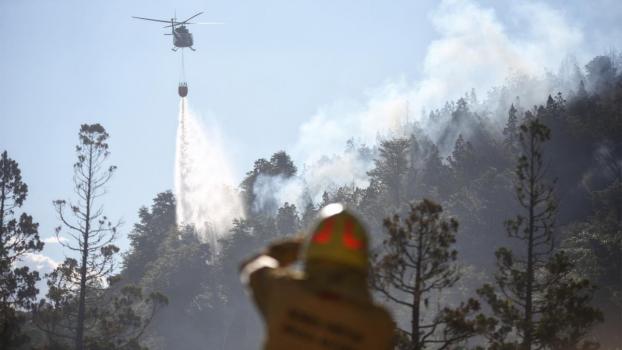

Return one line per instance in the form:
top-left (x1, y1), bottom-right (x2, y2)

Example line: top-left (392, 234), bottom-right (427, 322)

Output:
top-left (304, 203), bottom-right (369, 272)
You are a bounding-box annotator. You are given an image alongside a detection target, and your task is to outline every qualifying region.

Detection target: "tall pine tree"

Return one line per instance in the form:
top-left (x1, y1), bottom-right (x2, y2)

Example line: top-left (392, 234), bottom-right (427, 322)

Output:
top-left (0, 150), bottom-right (44, 348)
top-left (372, 199), bottom-right (485, 350)
top-left (478, 115), bottom-right (602, 350)
top-left (52, 124), bottom-right (121, 350)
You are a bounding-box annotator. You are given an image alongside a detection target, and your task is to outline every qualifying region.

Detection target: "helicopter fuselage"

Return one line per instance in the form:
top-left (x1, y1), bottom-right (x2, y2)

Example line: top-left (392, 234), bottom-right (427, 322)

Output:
top-left (173, 25), bottom-right (193, 48)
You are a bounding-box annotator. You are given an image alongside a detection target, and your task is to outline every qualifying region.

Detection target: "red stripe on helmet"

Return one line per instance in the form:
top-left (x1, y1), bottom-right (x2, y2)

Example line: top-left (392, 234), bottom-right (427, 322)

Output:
top-left (342, 218), bottom-right (363, 250)
top-left (312, 218), bottom-right (334, 244)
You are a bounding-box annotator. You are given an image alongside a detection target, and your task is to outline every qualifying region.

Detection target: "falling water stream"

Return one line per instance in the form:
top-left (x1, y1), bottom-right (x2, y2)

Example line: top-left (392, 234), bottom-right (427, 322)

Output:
top-left (174, 98), bottom-right (244, 254)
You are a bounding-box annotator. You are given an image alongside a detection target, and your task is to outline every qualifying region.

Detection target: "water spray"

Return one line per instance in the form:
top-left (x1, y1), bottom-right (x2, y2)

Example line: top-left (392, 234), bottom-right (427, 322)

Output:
top-left (174, 99), bottom-right (245, 255)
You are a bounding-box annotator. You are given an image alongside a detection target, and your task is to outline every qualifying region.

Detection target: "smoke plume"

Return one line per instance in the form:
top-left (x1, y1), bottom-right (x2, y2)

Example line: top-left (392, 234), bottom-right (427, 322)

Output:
top-left (259, 0), bottom-right (592, 212)
top-left (295, 0), bottom-right (584, 162)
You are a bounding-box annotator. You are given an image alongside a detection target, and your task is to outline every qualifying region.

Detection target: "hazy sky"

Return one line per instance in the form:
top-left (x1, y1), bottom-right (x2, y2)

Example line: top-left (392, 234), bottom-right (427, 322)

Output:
top-left (0, 0), bottom-right (620, 274)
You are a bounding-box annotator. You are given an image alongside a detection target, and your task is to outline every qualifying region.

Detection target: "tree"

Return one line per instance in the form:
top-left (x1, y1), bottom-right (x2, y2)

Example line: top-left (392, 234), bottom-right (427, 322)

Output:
top-left (240, 151), bottom-right (297, 214)
top-left (585, 55), bottom-right (617, 93)
top-left (371, 199), bottom-right (485, 350)
top-left (368, 138), bottom-right (410, 205)
top-left (118, 198), bottom-right (212, 350)
top-left (477, 116), bottom-right (602, 350)
top-left (276, 202), bottom-right (300, 235)
top-left (268, 151), bottom-right (297, 177)
top-left (52, 124), bottom-right (121, 350)
top-left (0, 150), bottom-right (44, 348)
top-left (561, 142), bottom-right (622, 349)
top-left (503, 104), bottom-right (520, 151)
top-left (212, 217), bottom-right (278, 350)
top-left (123, 191), bottom-right (176, 283)
top-left (419, 143), bottom-right (453, 198)
top-left (34, 258), bottom-right (81, 349)
top-left (35, 259), bottom-right (168, 350)
top-left (447, 134), bottom-right (478, 184)
top-left (85, 285), bottom-right (167, 350)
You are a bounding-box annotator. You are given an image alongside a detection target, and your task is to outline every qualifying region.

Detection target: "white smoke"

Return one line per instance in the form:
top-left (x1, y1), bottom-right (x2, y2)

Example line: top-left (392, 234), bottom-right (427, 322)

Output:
top-left (175, 99), bottom-right (244, 250)
top-left (300, 149), bottom-right (375, 202)
top-left (252, 174), bottom-right (305, 213)
top-left (253, 143), bottom-right (376, 214)
top-left (259, 0), bottom-right (590, 210)
top-left (251, 148), bottom-right (375, 214)
top-left (295, 0), bottom-right (584, 161)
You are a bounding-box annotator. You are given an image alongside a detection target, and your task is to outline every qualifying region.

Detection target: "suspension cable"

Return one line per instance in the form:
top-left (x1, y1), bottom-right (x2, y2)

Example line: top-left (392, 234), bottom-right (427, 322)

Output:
top-left (180, 49), bottom-right (186, 83)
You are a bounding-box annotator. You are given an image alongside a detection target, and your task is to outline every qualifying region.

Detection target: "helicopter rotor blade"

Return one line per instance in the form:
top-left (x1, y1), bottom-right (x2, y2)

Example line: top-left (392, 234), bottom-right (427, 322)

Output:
top-left (162, 21), bottom-right (223, 28)
top-left (162, 21), bottom-right (189, 28)
top-left (180, 11), bottom-right (204, 24)
top-left (132, 16), bottom-right (172, 24)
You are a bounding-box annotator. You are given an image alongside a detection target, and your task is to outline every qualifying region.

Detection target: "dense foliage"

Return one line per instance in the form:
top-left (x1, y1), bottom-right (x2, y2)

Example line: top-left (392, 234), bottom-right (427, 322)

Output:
top-left (0, 151), bottom-right (44, 348)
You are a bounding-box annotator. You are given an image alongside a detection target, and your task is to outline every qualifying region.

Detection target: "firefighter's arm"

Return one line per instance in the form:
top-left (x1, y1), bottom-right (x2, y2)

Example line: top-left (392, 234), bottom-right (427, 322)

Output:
top-left (240, 237), bottom-right (303, 318)
top-left (239, 236), bottom-right (303, 285)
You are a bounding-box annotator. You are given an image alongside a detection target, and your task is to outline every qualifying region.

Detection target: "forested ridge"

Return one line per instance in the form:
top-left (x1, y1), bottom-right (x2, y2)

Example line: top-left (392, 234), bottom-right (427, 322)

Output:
top-left (1, 54), bottom-right (620, 349)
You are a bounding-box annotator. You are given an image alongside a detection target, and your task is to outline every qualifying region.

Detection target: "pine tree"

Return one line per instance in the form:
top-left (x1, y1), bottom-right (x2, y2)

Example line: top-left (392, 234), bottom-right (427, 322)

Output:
top-left (585, 55), bottom-right (617, 93)
top-left (268, 151), bottom-right (297, 177)
top-left (372, 199), bottom-right (485, 350)
top-left (0, 150), bottom-right (44, 348)
top-left (447, 134), bottom-right (478, 183)
top-left (561, 140), bottom-right (621, 349)
top-left (477, 115), bottom-right (602, 350)
top-left (367, 138), bottom-right (410, 205)
top-left (240, 151), bottom-right (297, 214)
top-left (35, 130), bottom-right (169, 349)
top-left (420, 143), bottom-right (453, 198)
top-left (503, 104), bottom-right (520, 151)
top-left (276, 202), bottom-right (300, 235)
top-left (124, 191), bottom-right (176, 282)
top-left (52, 124), bottom-right (121, 350)
top-left (36, 258), bottom-right (168, 350)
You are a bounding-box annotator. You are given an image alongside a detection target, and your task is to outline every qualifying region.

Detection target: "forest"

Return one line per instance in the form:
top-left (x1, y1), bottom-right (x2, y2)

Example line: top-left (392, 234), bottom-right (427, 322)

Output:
top-left (1, 53), bottom-right (620, 350)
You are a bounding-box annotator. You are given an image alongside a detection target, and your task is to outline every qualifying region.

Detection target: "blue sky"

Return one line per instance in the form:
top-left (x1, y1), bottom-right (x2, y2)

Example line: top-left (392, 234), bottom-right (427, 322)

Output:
top-left (1, 0), bottom-right (620, 275)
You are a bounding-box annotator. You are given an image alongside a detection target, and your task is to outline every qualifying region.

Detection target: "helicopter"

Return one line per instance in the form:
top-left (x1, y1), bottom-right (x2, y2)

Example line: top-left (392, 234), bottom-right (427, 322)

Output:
top-left (133, 11), bottom-right (220, 51)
